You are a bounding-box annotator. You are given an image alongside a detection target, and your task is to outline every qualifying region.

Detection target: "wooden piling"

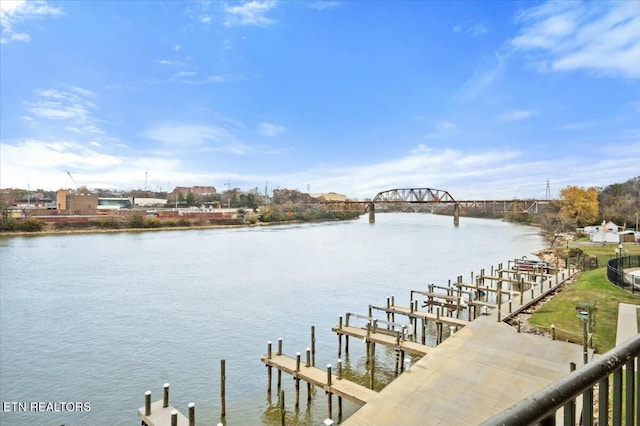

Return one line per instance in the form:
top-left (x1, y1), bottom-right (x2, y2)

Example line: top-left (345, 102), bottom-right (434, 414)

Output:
top-left (295, 352), bottom-right (302, 408)
top-left (163, 383), bottom-right (169, 408)
top-left (145, 390), bottom-right (151, 416)
top-left (497, 270), bottom-right (502, 322)
top-left (311, 326), bottom-right (316, 367)
top-left (280, 390), bottom-right (285, 426)
top-left (171, 409), bottom-right (178, 426)
top-left (338, 316), bottom-right (343, 357)
top-left (267, 341), bottom-right (273, 394)
top-left (221, 359), bottom-right (226, 419)
top-left (369, 342), bottom-right (376, 390)
top-left (327, 364), bottom-right (333, 420)
top-left (188, 402), bottom-right (195, 426)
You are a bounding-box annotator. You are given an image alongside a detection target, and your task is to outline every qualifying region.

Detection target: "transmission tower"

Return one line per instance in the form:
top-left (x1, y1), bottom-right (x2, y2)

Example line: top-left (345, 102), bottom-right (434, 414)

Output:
top-left (545, 179), bottom-right (551, 200)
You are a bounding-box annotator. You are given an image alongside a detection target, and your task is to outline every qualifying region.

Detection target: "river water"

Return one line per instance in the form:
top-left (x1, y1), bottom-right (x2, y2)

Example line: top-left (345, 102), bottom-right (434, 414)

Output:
top-left (0, 213), bottom-right (546, 426)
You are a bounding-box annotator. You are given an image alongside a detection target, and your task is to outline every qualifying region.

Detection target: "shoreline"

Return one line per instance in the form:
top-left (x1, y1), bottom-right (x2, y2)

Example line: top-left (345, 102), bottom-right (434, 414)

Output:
top-left (0, 217), bottom-right (356, 238)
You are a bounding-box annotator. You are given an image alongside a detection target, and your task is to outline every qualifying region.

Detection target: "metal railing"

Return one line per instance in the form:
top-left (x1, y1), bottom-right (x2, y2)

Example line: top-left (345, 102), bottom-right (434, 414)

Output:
top-left (607, 255), bottom-right (640, 291)
top-left (480, 333), bottom-right (640, 426)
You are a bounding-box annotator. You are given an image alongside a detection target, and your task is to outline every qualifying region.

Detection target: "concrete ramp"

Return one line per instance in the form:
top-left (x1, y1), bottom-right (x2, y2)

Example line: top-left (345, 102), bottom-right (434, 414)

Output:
top-left (342, 315), bottom-right (585, 426)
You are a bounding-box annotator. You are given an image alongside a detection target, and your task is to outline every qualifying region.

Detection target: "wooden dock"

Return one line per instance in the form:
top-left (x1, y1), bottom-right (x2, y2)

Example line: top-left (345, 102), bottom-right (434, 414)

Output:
top-left (260, 353), bottom-right (377, 405)
top-left (387, 305), bottom-right (468, 328)
top-left (331, 324), bottom-right (430, 356)
top-left (137, 385), bottom-right (194, 426)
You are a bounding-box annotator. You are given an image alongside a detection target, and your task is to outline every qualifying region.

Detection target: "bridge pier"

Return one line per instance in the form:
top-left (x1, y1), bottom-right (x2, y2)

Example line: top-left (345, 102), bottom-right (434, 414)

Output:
top-left (453, 203), bottom-right (459, 226)
top-left (368, 203), bottom-right (375, 223)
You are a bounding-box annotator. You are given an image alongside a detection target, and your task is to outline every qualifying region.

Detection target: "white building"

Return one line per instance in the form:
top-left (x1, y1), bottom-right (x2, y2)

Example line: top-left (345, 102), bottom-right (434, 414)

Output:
top-left (584, 221), bottom-right (638, 243)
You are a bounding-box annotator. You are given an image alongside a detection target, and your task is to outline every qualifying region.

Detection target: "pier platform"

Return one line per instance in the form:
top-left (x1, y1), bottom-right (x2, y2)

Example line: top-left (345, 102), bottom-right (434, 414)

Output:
top-left (330, 324), bottom-right (430, 356)
top-left (138, 400), bottom-right (189, 426)
top-left (342, 314), bottom-right (586, 425)
top-left (260, 353), bottom-right (377, 404)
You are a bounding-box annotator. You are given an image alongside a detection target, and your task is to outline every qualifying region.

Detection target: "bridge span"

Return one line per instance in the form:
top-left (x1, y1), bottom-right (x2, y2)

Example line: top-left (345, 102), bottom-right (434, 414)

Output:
top-left (322, 188), bottom-right (551, 225)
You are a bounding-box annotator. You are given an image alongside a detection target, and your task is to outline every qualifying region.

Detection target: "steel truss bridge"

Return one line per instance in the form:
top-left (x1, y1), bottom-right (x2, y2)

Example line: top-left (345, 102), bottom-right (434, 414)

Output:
top-left (319, 187), bottom-right (551, 225)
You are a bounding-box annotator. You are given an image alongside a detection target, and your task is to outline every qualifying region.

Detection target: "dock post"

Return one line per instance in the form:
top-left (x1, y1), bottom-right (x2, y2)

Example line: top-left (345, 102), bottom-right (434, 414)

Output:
top-left (171, 409), bottom-right (178, 426)
top-left (188, 402), bottom-right (195, 426)
top-left (280, 390), bottom-right (285, 426)
top-left (277, 338), bottom-right (283, 392)
top-left (386, 297), bottom-right (391, 327)
top-left (338, 316), bottom-right (343, 357)
top-left (338, 358), bottom-right (343, 380)
top-left (497, 270), bottom-right (502, 322)
top-left (368, 203), bottom-right (375, 223)
top-left (436, 308), bottom-right (441, 345)
top-left (369, 342), bottom-right (376, 390)
top-left (327, 364), bottom-right (333, 420)
top-left (551, 324), bottom-right (556, 340)
top-left (365, 321), bottom-right (371, 366)
top-left (520, 278), bottom-right (524, 305)
top-left (277, 368), bottom-right (282, 393)
top-left (221, 359), bottom-right (226, 419)
top-left (391, 295), bottom-right (395, 323)
top-left (144, 390), bottom-right (151, 416)
top-left (295, 352), bottom-right (301, 408)
top-left (267, 341), bottom-right (273, 393)
top-left (400, 350), bottom-right (406, 372)
top-left (306, 348), bottom-right (312, 401)
top-left (421, 317), bottom-right (426, 345)
top-left (311, 326), bottom-right (316, 367)
top-left (163, 383), bottom-right (169, 408)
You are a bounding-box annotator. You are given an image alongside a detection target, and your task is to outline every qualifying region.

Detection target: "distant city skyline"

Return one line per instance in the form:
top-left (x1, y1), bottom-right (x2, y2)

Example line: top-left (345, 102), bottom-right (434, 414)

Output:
top-left (1, 0), bottom-right (639, 200)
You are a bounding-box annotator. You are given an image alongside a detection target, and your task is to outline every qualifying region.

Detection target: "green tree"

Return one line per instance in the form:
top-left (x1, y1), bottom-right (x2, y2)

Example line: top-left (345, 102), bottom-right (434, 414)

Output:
top-left (559, 186), bottom-right (599, 227)
top-left (185, 192), bottom-right (196, 206)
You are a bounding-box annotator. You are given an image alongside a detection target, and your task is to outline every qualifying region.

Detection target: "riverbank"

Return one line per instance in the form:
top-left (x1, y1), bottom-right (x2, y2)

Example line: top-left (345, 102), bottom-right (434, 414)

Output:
top-left (0, 217), bottom-right (360, 238)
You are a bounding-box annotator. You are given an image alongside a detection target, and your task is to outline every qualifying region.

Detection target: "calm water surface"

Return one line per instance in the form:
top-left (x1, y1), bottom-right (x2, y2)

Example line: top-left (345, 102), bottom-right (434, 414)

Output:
top-left (0, 213), bottom-right (546, 425)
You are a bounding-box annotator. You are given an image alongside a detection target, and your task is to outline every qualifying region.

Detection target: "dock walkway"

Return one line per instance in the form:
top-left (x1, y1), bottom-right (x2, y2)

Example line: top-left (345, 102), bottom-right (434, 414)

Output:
top-left (330, 324), bottom-right (430, 356)
top-left (342, 315), bottom-right (585, 425)
top-left (342, 269), bottom-right (582, 425)
top-left (260, 353), bottom-right (377, 405)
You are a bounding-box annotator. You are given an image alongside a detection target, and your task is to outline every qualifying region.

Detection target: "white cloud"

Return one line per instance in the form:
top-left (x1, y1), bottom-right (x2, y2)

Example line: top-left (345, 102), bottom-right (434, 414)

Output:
top-left (0, 139), bottom-right (182, 190)
top-left (23, 87), bottom-right (102, 136)
top-left (0, 0), bottom-right (62, 44)
top-left (257, 122), bottom-right (286, 137)
top-left (468, 23), bottom-right (489, 36)
top-left (511, 1), bottom-right (640, 78)
top-left (224, 1), bottom-right (276, 27)
top-left (456, 51), bottom-right (505, 102)
top-left (452, 25), bottom-right (462, 33)
top-left (497, 109), bottom-right (537, 122)
top-left (142, 122), bottom-right (281, 155)
top-left (309, 1), bottom-right (341, 11)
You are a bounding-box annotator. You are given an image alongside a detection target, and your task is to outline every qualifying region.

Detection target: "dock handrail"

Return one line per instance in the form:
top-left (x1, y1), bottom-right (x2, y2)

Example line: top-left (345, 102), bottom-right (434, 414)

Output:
top-left (480, 333), bottom-right (640, 426)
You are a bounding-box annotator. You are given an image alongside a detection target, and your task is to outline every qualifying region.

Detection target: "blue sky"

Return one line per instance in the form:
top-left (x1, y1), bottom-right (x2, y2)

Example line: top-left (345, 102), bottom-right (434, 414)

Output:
top-left (1, 0), bottom-right (638, 200)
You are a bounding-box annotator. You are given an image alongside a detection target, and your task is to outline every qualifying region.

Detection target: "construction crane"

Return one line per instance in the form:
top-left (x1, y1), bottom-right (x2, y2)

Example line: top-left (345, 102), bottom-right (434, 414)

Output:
top-left (67, 171), bottom-right (78, 190)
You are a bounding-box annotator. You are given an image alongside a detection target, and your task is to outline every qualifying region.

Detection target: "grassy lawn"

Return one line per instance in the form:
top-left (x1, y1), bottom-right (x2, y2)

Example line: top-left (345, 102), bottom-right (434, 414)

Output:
top-left (573, 241), bottom-right (640, 257)
top-left (529, 242), bottom-right (640, 353)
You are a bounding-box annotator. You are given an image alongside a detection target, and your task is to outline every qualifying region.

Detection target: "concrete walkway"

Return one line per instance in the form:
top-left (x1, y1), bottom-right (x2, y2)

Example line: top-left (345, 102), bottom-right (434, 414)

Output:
top-left (341, 270), bottom-right (588, 426)
top-left (342, 314), bottom-right (585, 426)
top-left (616, 303), bottom-right (639, 346)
